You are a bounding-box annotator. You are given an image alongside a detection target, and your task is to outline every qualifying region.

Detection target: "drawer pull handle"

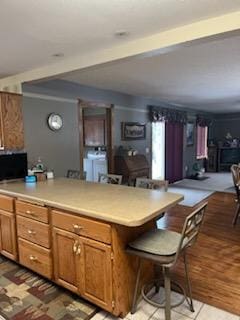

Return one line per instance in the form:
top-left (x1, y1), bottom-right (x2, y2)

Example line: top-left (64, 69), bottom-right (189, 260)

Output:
top-left (26, 210), bottom-right (37, 217)
top-left (76, 244), bottom-right (81, 255)
top-left (27, 229), bottom-right (36, 235)
top-left (73, 240), bottom-right (78, 253)
top-left (29, 255), bottom-right (38, 262)
top-left (72, 224), bottom-right (83, 232)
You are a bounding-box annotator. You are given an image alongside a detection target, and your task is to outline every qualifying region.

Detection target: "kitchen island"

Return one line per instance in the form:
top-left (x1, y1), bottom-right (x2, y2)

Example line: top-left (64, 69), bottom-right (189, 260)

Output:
top-left (0, 178), bottom-right (183, 317)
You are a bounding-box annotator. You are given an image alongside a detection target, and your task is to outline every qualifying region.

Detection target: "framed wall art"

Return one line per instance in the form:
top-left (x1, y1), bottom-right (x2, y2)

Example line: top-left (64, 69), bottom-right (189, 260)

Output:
top-left (121, 122), bottom-right (146, 141)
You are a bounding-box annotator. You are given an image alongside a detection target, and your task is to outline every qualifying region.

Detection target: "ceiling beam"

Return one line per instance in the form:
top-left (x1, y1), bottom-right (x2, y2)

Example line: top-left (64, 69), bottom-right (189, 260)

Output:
top-left (1, 10), bottom-right (240, 87)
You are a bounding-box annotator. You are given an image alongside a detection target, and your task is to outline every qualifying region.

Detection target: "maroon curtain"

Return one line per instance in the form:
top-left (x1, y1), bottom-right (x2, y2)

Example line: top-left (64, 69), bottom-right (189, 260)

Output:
top-left (165, 122), bottom-right (183, 183)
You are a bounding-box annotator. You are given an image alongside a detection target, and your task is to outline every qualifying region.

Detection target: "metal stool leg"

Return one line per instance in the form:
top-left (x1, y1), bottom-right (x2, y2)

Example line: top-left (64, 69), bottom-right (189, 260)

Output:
top-left (163, 266), bottom-right (171, 320)
top-left (154, 265), bottom-right (161, 293)
top-left (233, 202), bottom-right (240, 225)
top-left (131, 259), bottom-right (142, 314)
top-left (183, 250), bottom-right (194, 312)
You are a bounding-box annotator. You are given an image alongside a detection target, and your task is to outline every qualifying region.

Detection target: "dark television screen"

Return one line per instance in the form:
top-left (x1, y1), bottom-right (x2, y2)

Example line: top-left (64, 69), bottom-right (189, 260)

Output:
top-left (0, 153), bottom-right (27, 181)
top-left (220, 148), bottom-right (240, 164)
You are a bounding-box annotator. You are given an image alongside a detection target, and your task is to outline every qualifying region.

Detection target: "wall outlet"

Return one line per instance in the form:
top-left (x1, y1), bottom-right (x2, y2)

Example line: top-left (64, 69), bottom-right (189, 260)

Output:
top-left (185, 165), bottom-right (188, 172)
top-left (145, 147), bottom-right (150, 154)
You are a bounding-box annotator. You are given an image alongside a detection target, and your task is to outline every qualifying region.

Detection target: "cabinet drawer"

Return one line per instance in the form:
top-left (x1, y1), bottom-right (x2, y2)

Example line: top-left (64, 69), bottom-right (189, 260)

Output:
top-left (17, 215), bottom-right (50, 248)
top-left (52, 210), bottom-right (111, 244)
top-left (0, 194), bottom-right (14, 212)
top-left (18, 238), bottom-right (52, 279)
top-left (16, 200), bottom-right (48, 223)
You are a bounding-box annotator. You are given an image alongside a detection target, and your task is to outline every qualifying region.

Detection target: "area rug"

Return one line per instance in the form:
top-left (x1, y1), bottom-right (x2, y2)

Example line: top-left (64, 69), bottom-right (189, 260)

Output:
top-left (0, 256), bottom-right (97, 320)
top-left (174, 172), bottom-right (234, 193)
top-left (168, 186), bottom-right (214, 207)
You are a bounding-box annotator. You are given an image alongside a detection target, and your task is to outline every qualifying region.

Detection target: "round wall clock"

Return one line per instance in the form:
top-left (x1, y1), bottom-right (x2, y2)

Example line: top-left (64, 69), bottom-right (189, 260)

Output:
top-left (47, 113), bottom-right (63, 131)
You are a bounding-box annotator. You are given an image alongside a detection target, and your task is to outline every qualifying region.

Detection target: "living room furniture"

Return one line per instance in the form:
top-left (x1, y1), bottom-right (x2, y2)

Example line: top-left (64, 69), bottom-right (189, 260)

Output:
top-left (218, 147), bottom-right (240, 171)
top-left (126, 202), bottom-right (207, 320)
top-left (230, 164), bottom-right (240, 225)
top-left (114, 154), bottom-right (149, 185)
top-left (206, 146), bottom-right (218, 172)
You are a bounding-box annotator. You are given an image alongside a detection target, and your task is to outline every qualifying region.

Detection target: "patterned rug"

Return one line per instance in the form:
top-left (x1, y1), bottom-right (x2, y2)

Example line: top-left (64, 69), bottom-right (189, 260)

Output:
top-left (0, 256), bottom-right (97, 320)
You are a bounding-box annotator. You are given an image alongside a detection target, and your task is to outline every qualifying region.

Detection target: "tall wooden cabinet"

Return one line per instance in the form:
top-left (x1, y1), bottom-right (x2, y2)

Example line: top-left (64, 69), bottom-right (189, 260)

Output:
top-left (0, 92), bottom-right (24, 150)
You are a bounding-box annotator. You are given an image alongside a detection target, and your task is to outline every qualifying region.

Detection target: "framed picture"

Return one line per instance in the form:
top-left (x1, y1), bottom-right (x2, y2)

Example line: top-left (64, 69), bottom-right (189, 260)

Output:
top-left (186, 122), bottom-right (194, 146)
top-left (121, 122), bottom-right (146, 140)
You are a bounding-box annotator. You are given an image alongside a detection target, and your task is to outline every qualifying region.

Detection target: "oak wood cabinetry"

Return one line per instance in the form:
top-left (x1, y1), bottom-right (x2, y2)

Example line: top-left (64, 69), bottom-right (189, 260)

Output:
top-left (0, 195), bottom-right (17, 260)
top-left (0, 191), bottom-right (157, 317)
top-left (52, 210), bottom-right (113, 311)
top-left (15, 200), bottom-right (52, 279)
top-left (0, 92), bottom-right (24, 150)
top-left (83, 115), bottom-right (106, 146)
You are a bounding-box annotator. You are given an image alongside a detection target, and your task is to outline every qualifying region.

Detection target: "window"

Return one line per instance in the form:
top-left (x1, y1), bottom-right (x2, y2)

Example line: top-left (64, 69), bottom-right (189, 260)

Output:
top-left (197, 125), bottom-right (208, 159)
top-left (152, 122), bottom-right (165, 179)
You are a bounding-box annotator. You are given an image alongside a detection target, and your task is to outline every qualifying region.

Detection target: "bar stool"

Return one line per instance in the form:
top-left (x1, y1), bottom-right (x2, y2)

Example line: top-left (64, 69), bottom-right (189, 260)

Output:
top-left (126, 202), bottom-right (207, 320)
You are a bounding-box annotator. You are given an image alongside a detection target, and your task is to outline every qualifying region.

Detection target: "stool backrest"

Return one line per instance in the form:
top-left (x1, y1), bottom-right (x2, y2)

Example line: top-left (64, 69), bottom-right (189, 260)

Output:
top-left (67, 169), bottom-right (81, 179)
top-left (67, 170), bottom-right (86, 180)
top-left (135, 178), bottom-right (168, 191)
top-left (231, 164), bottom-right (240, 200)
top-left (173, 202), bottom-right (207, 265)
top-left (98, 173), bottom-right (122, 185)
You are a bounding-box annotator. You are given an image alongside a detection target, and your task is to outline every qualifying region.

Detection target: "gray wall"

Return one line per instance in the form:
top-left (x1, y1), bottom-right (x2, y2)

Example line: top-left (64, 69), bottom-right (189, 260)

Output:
top-left (23, 80), bottom-right (211, 178)
top-left (22, 96), bottom-right (80, 177)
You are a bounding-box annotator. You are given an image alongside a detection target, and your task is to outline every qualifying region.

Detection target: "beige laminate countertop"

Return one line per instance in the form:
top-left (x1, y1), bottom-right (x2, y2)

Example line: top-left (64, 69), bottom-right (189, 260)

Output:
top-left (0, 178), bottom-right (183, 227)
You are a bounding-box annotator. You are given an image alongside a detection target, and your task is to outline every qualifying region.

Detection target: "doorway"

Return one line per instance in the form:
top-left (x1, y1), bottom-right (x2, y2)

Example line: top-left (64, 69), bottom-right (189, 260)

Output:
top-left (78, 99), bottom-right (114, 180)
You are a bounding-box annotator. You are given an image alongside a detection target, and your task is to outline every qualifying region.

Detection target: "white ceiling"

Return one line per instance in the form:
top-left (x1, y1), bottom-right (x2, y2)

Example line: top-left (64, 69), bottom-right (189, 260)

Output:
top-left (1, 0), bottom-right (240, 78)
top-left (61, 33), bottom-right (240, 113)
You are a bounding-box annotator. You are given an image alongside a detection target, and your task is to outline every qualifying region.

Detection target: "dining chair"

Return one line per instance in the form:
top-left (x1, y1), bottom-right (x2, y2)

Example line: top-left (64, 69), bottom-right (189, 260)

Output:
top-left (135, 178), bottom-right (168, 191)
top-left (126, 202), bottom-right (207, 320)
top-left (66, 170), bottom-right (86, 180)
top-left (231, 164), bottom-right (240, 225)
top-left (98, 173), bottom-right (122, 185)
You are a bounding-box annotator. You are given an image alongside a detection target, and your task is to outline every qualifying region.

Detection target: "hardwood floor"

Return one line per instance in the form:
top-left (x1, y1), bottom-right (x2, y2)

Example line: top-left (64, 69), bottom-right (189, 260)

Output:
top-left (158, 191), bottom-right (240, 316)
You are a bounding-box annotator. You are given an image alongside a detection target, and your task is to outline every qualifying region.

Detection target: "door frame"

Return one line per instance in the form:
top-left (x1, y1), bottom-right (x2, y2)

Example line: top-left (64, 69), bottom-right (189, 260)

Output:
top-left (78, 99), bottom-right (114, 179)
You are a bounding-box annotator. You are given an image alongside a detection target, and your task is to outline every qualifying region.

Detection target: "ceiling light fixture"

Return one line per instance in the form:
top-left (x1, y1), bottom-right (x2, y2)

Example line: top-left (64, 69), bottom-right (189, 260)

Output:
top-left (114, 30), bottom-right (129, 37)
top-left (52, 53), bottom-right (64, 58)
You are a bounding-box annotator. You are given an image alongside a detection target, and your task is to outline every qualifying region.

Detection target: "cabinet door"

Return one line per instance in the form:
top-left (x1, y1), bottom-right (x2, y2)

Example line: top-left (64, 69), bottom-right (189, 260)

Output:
top-left (84, 116), bottom-right (105, 146)
top-left (1, 93), bottom-right (24, 150)
top-left (0, 210), bottom-right (17, 260)
top-left (79, 237), bottom-right (113, 312)
top-left (0, 95), bottom-right (4, 150)
top-left (52, 228), bottom-right (80, 293)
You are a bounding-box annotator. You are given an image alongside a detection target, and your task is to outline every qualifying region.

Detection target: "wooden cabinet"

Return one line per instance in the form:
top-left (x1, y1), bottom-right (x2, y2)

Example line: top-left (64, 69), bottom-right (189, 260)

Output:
top-left (206, 146), bottom-right (218, 172)
top-left (0, 92), bottom-right (24, 150)
top-left (0, 209), bottom-right (17, 260)
top-left (0, 195), bottom-right (16, 261)
top-left (16, 200), bottom-right (51, 278)
top-left (53, 228), bottom-right (80, 293)
top-left (84, 115), bottom-right (106, 146)
top-left (115, 154), bottom-right (150, 185)
top-left (79, 237), bottom-right (113, 311)
top-left (52, 211), bottom-right (113, 311)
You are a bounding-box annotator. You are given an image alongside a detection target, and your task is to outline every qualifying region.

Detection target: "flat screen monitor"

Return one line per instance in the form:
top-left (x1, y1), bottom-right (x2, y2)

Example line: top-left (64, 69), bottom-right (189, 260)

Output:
top-left (0, 153), bottom-right (27, 181)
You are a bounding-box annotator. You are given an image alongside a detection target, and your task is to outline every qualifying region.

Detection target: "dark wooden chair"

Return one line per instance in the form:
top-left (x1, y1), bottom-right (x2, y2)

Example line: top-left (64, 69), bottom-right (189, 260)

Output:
top-left (231, 164), bottom-right (240, 225)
